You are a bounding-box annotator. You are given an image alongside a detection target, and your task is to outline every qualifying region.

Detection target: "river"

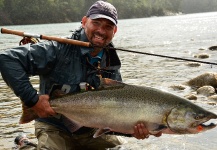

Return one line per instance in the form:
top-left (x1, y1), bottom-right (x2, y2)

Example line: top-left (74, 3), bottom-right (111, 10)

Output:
top-left (0, 12), bottom-right (217, 149)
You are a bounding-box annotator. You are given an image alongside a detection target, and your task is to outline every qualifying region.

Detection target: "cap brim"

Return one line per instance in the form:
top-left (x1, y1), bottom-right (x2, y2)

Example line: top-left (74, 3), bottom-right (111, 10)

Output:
top-left (88, 14), bottom-right (117, 25)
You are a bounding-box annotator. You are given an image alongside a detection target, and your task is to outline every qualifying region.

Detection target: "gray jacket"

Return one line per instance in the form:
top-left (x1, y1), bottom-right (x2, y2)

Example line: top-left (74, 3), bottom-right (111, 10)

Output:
top-left (0, 27), bottom-right (122, 133)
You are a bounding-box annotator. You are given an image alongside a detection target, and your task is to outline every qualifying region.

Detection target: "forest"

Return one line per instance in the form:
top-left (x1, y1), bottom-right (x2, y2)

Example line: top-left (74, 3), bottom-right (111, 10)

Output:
top-left (0, 0), bottom-right (217, 25)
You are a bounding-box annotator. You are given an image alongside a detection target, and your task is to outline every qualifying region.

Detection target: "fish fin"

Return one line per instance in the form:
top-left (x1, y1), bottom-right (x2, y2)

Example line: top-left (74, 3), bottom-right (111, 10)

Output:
top-left (49, 83), bottom-right (67, 98)
top-left (19, 102), bottom-right (38, 124)
top-left (51, 89), bottom-right (66, 98)
top-left (153, 125), bottom-right (168, 131)
top-left (149, 124), bottom-right (168, 134)
top-left (98, 78), bottom-right (125, 90)
top-left (93, 128), bottom-right (111, 138)
top-left (61, 115), bottom-right (83, 132)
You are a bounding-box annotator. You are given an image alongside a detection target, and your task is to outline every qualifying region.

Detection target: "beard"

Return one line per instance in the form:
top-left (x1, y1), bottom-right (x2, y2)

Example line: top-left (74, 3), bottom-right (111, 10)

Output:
top-left (89, 32), bottom-right (110, 48)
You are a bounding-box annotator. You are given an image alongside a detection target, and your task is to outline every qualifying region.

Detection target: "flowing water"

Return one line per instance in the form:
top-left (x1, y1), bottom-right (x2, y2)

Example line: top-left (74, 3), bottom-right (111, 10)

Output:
top-left (0, 12), bottom-right (217, 149)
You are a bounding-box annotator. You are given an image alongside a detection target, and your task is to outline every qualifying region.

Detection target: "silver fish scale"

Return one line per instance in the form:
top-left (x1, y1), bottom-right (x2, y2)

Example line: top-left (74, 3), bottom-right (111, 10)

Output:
top-left (22, 79), bottom-right (217, 135)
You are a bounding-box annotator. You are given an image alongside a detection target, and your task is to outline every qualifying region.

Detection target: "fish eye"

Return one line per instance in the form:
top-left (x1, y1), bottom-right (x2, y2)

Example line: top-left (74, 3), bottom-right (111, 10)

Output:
top-left (195, 116), bottom-right (200, 120)
top-left (194, 114), bottom-right (205, 120)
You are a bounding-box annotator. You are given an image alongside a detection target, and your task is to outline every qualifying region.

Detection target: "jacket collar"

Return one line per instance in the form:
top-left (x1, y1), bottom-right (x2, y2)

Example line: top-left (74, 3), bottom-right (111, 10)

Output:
top-left (79, 28), bottom-right (94, 55)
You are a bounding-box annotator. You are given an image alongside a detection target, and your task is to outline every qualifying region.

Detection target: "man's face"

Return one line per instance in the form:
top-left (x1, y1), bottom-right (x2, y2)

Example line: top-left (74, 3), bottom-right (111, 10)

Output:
top-left (82, 16), bottom-right (117, 48)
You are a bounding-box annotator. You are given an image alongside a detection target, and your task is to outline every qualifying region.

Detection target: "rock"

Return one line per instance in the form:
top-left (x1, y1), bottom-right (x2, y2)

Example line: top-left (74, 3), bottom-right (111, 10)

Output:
top-left (208, 46), bottom-right (217, 51)
top-left (198, 48), bottom-right (205, 50)
top-left (185, 62), bottom-right (201, 67)
top-left (184, 94), bottom-right (197, 100)
top-left (196, 86), bottom-right (215, 96)
top-left (194, 53), bottom-right (209, 59)
top-left (169, 84), bottom-right (186, 90)
top-left (207, 102), bottom-right (216, 106)
top-left (186, 72), bottom-right (217, 88)
top-left (208, 94), bottom-right (217, 102)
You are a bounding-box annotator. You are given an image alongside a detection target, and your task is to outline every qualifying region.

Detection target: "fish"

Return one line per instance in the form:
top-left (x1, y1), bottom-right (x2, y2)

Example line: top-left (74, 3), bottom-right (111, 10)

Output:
top-left (20, 78), bottom-right (217, 137)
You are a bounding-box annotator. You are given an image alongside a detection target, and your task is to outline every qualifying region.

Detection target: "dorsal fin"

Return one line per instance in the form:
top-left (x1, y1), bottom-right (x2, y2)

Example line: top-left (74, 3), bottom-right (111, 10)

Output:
top-left (98, 78), bottom-right (125, 90)
top-left (93, 128), bottom-right (111, 138)
top-left (19, 102), bottom-right (38, 124)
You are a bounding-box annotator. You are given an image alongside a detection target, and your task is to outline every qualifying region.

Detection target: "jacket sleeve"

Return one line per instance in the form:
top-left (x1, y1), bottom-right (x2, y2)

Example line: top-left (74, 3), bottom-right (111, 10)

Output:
top-left (0, 40), bottom-right (60, 107)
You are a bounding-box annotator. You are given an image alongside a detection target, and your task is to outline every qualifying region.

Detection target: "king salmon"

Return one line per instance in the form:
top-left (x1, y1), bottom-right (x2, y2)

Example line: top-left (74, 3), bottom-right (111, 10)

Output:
top-left (20, 78), bottom-right (217, 137)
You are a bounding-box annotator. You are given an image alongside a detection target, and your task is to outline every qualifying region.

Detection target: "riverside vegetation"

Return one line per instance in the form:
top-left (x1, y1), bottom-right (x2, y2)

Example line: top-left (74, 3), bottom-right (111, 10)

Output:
top-left (0, 0), bottom-right (217, 25)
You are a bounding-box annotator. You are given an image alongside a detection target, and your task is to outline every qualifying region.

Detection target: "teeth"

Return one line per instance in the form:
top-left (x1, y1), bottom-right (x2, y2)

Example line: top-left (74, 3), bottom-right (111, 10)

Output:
top-left (94, 34), bottom-right (104, 40)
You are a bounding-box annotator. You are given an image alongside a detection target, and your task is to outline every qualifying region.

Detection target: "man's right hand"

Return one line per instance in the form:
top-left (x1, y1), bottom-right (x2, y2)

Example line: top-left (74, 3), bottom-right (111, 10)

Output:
top-left (31, 95), bottom-right (56, 118)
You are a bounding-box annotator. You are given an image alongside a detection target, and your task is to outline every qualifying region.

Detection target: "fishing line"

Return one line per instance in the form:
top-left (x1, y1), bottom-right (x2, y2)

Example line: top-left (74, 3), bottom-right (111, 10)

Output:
top-left (109, 47), bottom-right (217, 66)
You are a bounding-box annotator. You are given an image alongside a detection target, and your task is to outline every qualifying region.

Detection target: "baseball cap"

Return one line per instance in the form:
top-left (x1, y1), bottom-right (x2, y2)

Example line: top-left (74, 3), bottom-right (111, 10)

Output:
top-left (86, 1), bottom-right (118, 25)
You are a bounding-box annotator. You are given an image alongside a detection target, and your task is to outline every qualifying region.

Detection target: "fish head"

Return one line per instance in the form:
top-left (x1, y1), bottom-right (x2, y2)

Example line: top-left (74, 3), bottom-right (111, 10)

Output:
top-left (166, 104), bottom-right (217, 134)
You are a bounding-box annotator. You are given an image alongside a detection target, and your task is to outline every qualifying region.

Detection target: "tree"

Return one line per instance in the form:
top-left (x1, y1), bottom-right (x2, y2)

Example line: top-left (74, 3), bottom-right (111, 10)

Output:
top-left (1, 0), bottom-right (216, 25)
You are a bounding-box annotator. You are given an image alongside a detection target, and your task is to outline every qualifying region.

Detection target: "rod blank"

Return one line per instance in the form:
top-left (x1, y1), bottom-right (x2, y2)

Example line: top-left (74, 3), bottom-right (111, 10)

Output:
top-left (1, 28), bottom-right (91, 47)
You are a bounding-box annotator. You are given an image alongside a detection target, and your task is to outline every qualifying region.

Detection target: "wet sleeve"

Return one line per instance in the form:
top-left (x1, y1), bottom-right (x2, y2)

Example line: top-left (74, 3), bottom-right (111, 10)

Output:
top-left (0, 41), bottom-right (60, 107)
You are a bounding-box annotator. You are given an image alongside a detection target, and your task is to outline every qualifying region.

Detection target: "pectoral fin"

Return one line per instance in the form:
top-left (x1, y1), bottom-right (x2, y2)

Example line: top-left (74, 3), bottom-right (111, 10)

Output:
top-left (149, 124), bottom-right (168, 134)
top-left (153, 125), bottom-right (168, 131)
top-left (93, 128), bottom-right (111, 138)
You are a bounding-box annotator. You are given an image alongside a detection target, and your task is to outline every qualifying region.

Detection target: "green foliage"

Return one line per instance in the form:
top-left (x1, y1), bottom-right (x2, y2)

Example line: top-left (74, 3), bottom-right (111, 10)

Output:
top-left (0, 0), bottom-right (4, 8)
top-left (180, 0), bottom-right (217, 13)
top-left (0, 0), bottom-right (217, 25)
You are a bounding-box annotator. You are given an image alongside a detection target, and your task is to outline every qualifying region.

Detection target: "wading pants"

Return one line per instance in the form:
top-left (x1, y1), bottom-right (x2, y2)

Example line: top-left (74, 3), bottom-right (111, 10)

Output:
top-left (20, 121), bottom-right (126, 150)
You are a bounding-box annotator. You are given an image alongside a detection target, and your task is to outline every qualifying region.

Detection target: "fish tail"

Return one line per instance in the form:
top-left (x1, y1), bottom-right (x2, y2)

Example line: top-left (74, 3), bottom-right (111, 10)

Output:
top-left (19, 102), bottom-right (38, 124)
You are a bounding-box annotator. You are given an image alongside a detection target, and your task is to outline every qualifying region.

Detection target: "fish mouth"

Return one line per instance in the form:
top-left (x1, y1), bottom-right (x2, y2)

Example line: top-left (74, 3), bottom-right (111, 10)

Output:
top-left (200, 122), bottom-right (216, 128)
top-left (196, 121), bottom-right (217, 132)
top-left (196, 113), bottom-right (217, 132)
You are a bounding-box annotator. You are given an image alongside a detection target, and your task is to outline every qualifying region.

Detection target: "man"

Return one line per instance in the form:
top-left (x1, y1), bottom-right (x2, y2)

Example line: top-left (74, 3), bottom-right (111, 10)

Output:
top-left (0, 1), bottom-right (160, 149)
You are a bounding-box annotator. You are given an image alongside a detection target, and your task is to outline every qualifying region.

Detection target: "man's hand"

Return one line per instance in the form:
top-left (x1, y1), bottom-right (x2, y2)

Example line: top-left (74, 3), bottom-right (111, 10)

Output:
top-left (132, 123), bottom-right (162, 140)
top-left (31, 95), bottom-right (56, 118)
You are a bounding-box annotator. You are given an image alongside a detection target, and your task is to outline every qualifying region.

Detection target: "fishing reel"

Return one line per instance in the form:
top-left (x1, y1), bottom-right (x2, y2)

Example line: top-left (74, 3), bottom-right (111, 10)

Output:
top-left (19, 36), bottom-right (39, 45)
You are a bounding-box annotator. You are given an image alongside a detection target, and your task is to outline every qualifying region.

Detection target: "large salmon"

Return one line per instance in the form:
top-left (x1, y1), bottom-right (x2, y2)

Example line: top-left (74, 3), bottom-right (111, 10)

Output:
top-left (20, 78), bottom-right (217, 137)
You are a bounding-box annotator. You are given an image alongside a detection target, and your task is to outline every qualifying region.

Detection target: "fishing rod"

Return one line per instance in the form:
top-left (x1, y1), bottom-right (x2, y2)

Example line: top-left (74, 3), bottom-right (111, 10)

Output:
top-left (1, 28), bottom-right (91, 47)
top-left (1, 28), bottom-right (217, 66)
top-left (109, 47), bottom-right (217, 66)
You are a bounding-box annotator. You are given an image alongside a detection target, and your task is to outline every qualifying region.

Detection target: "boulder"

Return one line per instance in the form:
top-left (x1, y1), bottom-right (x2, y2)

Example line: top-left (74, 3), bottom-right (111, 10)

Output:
top-left (186, 72), bottom-right (217, 88)
top-left (196, 86), bottom-right (215, 96)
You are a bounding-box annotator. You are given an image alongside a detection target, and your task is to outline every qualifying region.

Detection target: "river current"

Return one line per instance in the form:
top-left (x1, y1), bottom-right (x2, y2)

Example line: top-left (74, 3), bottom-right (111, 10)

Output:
top-left (0, 12), bottom-right (217, 149)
